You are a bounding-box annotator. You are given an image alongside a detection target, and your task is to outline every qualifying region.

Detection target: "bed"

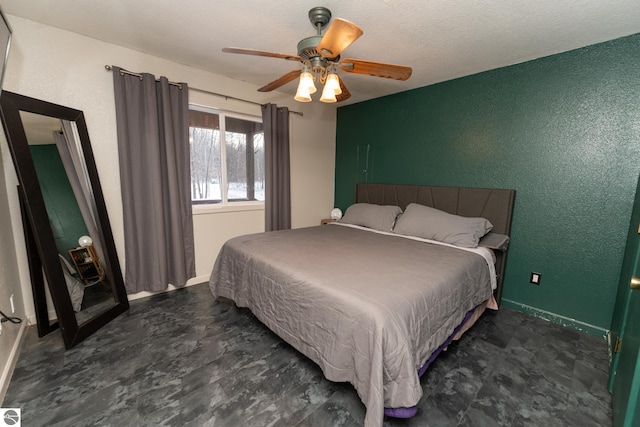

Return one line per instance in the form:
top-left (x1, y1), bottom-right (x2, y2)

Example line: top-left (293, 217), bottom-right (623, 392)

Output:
top-left (209, 183), bottom-right (515, 426)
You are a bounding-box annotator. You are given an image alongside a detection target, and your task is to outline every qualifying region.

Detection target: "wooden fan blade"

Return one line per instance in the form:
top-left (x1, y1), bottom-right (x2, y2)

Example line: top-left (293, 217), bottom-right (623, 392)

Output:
top-left (222, 47), bottom-right (301, 62)
top-left (339, 58), bottom-right (412, 81)
top-left (336, 77), bottom-right (351, 102)
top-left (258, 69), bottom-right (301, 92)
top-left (316, 18), bottom-right (363, 59)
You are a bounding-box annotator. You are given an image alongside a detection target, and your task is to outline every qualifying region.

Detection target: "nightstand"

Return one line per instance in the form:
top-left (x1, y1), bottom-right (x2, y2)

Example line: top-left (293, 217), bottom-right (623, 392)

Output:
top-left (321, 218), bottom-right (337, 225)
top-left (68, 245), bottom-right (102, 283)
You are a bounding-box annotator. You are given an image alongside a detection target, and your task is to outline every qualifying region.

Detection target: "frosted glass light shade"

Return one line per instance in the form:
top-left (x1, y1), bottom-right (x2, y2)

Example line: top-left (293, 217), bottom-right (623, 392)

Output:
top-left (294, 82), bottom-right (312, 102)
top-left (294, 73), bottom-right (314, 102)
top-left (320, 84), bottom-right (337, 103)
top-left (324, 73), bottom-right (342, 95)
top-left (299, 71), bottom-right (317, 94)
top-left (330, 208), bottom-right (342, 220)
top-left (78, 235), bottom-right (93, 247)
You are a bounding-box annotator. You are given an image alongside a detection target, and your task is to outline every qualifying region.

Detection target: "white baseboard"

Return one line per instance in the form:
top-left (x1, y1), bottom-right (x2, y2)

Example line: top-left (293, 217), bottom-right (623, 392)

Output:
top-left (0, 320), bottom-right (28, 405)
top-left (26, 309), bottom-right (56, 326)
top-left (127, 274), bottom-right (210, 302)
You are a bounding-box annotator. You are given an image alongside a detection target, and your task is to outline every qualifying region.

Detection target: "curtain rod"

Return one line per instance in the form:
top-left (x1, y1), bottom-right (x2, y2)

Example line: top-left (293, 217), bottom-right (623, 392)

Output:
top-left (104, 65), bottom-right (303, 117)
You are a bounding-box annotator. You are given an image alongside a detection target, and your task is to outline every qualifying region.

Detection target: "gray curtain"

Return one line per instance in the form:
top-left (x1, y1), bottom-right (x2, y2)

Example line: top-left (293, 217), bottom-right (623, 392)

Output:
top-left (112, 66), bottom-right (195, 293)
top-left (53, 123), bottom-right (107, 268)
top-left (262, 103), bottom-right (291, 231)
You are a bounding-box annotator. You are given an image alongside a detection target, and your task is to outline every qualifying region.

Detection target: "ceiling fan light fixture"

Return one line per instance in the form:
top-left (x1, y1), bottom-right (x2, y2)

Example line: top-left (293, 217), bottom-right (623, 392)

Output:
top-left (320, 83), bottom-right (337, 103)
top-left (223, 6), bottom-right (412, 105)
top-left (299, 70), bottom-right (317, 94)
top-left (294, 79), bottom-right (313, 102)
top-left (324, 73), bottom-right (342, 95)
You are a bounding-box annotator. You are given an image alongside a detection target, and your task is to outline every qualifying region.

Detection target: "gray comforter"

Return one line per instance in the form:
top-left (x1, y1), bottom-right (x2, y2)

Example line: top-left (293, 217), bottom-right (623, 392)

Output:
top-left (209, 224), bottom-right (493, 426)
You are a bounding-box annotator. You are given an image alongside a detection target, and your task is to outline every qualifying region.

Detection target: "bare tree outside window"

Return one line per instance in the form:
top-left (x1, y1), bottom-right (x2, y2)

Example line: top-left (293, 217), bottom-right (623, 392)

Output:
top-left (190, 126), bottom-right (222, 201)
top-left (189, 109), bottom-right (264, 204)
top-left (253, 132), bottom-right (265, 201)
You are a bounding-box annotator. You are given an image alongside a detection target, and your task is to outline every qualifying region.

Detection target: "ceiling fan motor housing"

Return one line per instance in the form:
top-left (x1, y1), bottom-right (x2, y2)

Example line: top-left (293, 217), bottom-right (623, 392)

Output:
top-left (297, 35), bottom-right (322, 61)
top-left (297, 35), bottom-right (335, 70)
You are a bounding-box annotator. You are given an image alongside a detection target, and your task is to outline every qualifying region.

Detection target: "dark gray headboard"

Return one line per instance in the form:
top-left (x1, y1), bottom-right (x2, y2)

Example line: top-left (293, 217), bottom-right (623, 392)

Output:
top-left (355, 183), bottom-right (516, 303)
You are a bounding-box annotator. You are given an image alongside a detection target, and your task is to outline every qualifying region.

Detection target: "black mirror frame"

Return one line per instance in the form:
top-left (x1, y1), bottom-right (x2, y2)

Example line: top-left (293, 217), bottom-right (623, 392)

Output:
top-left (0, 91), bottom-right (129, 349)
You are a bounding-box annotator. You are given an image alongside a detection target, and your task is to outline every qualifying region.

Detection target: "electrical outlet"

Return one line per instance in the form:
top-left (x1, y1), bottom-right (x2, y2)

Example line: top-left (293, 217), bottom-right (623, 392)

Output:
top-left (530, 272), bottom-right (541, 285)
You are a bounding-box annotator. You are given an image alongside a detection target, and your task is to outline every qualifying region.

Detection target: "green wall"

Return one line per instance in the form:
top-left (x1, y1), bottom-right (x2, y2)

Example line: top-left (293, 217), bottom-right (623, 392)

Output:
top-left (30, 144), bottom-right (89, 260)
top-left (335, 34), bottom-right (640, 333)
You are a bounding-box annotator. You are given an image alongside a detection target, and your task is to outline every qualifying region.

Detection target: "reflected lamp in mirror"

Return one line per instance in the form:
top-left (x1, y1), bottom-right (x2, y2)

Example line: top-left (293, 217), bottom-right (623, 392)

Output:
top-left (78, 235), bottom-right (93, 247)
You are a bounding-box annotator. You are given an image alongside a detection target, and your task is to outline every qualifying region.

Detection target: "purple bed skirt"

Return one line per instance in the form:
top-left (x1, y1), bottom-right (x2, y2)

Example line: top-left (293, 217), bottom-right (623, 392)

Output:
top-left (383, 308), bottom-right (475, 419)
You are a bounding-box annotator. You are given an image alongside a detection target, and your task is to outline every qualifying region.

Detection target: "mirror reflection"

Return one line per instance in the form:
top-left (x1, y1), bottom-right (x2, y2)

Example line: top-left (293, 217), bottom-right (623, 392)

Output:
top-left (20, 111), bottom-right (116, 325)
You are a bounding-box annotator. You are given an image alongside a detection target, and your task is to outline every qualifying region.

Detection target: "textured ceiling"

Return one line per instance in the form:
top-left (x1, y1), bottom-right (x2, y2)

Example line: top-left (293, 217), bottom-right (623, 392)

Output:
top-left (2, 0), bottom-right (640, 106)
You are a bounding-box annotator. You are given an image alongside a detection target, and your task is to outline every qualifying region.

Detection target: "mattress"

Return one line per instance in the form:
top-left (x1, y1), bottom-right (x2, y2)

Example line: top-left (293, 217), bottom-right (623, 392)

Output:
top-left (209, 223), bottom-right (494, 426)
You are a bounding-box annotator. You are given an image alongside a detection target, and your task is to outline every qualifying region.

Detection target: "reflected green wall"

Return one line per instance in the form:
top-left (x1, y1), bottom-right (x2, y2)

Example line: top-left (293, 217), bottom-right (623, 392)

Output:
top-left (335, 34), bottom-right (640, 332)
top-left (30, 144), bottom-right (89, 260)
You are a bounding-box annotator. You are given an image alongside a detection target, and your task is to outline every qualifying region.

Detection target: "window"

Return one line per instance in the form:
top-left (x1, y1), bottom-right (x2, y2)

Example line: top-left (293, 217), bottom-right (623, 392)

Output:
top-left (189, 108), bottom-right (264, 204)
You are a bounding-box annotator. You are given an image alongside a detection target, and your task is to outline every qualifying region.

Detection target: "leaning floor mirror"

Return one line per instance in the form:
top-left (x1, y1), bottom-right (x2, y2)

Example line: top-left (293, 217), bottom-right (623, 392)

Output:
top-left (0, 91), bottom-right (129, 349)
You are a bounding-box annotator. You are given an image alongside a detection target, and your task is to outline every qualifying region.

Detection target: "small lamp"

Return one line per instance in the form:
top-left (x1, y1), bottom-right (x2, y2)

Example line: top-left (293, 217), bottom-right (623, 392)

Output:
top-left (330, 208), bottom-right (343, 220)
top-left (78, 235), bottom-right (93, 247)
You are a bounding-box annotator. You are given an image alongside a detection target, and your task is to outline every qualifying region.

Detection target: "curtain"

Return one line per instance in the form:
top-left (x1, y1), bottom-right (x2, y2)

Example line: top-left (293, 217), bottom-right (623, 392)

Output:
top-left (262, 103), bottom-right (291, 231)
top-left (53, 123), bottom-right (107, 267)
top-left (112, 66), bottom-right (195, 293)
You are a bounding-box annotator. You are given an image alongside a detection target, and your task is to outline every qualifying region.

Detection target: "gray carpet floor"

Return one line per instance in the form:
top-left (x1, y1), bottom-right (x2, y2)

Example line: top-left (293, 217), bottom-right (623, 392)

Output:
top-left (3, 283), bottom-right (612, 426)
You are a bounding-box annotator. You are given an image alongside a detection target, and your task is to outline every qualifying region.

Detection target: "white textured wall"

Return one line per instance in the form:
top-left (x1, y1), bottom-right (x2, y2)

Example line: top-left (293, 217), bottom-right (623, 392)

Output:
top-left (0, 138), bottom-right (26, 403)
top-left (0, 15), bottom-right (335, 345)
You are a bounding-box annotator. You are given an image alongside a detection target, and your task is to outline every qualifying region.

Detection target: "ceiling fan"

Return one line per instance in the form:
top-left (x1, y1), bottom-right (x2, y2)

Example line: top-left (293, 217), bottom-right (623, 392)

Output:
top-left (222, 6), bottom-right (412, 103)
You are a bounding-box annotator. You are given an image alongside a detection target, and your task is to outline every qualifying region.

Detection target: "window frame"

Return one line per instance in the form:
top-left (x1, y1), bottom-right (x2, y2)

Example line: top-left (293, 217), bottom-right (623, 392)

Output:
top-left (188, 103), bottom-right (265, 208)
